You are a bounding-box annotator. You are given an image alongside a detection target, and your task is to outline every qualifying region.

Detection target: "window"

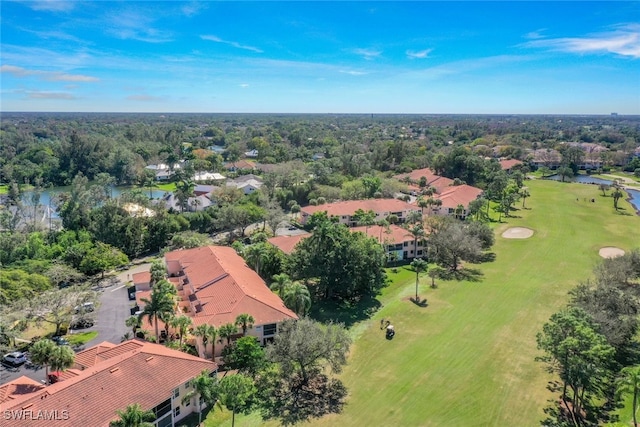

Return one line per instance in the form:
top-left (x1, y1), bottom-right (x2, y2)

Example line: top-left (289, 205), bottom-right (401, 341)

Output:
top-left (185, 399), bottom-right (190, 407)
top-left (417, 250), bottom-right (423, 256)
top-left (153, 398), bottom-right (171, 419)
top-left (263, 323), bottom-right (277, 336)
top-left (174, 406), bottom-right (180, 418)
top-left (173, 388), bottom-right (179, 399)
top-left (403, 242), bottom-right (408, 247)
top-left (185, 380), bottom-right (191, 389)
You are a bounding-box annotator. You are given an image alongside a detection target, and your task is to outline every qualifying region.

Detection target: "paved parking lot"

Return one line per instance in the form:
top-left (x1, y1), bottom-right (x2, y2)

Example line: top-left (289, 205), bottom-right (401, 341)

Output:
top-left (0, 264), bottom-right (150, 386)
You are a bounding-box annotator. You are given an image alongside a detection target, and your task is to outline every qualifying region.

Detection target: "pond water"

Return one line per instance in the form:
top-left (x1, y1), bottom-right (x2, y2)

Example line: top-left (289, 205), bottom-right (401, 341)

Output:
top-left (20, 186), bottom-right (169, 218)
top-left (627, 189), bottom-right (640, 213)
top-left (546, 174), bottom-right (613, 185)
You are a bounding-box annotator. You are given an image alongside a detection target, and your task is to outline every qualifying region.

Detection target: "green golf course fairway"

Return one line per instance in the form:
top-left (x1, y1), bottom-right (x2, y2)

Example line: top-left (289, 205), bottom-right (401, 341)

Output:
top-left (205, 179), bottom-right (639, 427)
top-left (309, 179), bottom-right (639, 427)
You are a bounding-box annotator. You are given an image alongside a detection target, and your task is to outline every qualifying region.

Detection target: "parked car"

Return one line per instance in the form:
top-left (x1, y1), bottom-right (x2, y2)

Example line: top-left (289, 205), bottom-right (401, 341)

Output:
top-left (70, 318), bottom-right (94, 329)
top-left (2, 351), bottom-right (27, 367)
top-left (51, 336), bottom-right (69, 346)
top-left (74, 302), bottom-right (95, 313)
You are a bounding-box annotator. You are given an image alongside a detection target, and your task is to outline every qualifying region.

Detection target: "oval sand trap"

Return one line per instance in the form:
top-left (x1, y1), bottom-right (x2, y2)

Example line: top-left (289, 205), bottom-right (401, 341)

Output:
top-left (501, 227), bottom-right (534, 239)
top-left (599, 247), bottom-right (625, 259)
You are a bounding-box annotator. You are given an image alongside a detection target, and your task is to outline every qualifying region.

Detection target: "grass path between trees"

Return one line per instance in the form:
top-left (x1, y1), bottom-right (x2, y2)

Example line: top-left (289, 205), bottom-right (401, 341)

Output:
top-left (208, 179), bottom-right (640, 427)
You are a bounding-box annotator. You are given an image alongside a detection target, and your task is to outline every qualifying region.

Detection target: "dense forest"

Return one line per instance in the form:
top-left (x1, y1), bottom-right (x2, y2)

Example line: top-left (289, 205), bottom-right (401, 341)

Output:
top-left (1, 113), bottom-right (639, 187)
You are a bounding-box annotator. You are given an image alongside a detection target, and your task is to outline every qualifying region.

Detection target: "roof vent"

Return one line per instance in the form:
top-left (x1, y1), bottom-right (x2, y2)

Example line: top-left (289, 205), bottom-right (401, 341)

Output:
top-left (22, 404), bottom-right (34, 409)
top-left (145, 356), bottom-right (154, 362)
top-left (110, 367), bottom-right (119, 373)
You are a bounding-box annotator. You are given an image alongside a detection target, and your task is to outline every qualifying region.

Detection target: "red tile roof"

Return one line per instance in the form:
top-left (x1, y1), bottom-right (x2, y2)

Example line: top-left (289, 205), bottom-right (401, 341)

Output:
top-left (132, 271), bottom-right (150, 285)
top-left (394, 167), bottom-right (441, 183)
top-left (301, 199), bottom-right (418, 218)
top-left (267, 225), bottom-right (415, 255)
top-left (499, 159), bottom-right (523, 170)
top-left (3, 340), bottom-right (216, 427)
top-left (267, 234), bottom-right (311, 255)
top-left (0, 376), bottom-right (43, 404)
top-left (165, 246), bottom-right (298, 328)
top-left (436, 185), bottom-right (484, 209)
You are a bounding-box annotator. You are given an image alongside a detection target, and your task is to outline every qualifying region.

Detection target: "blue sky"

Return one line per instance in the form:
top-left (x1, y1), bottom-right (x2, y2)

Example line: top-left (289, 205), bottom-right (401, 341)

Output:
top-left (1, 1), bottom-right (638, 114)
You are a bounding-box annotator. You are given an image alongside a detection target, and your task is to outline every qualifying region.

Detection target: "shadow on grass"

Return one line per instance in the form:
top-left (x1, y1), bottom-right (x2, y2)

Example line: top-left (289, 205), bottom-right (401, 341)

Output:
top-left (409, 297), bottom-right (428, 307)
top-left (309, 294), bottom-right (382, 327)
top-left (439, 268), bottom-right (484, 282)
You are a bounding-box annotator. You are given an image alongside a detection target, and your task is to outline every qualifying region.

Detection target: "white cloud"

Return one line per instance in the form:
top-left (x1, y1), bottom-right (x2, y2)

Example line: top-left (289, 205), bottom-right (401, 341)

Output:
top-left (352, 48), bottom-right (382, 60)
top-left (0, 65), bottom-right (99, 82)
top-left (27, 91), bottom-right (76, 99)
top-left (339, 70), bottom-right (368, 76)
top-left (105, 10), bottom-right (173, 43)
top-left (200, 35), bottom-right (263, 53)
top-left (239, 83), bottom-right (249, 88)
top-left (28, 0), bottom-right (75, 12)
top-left (182, 1), bottom-right (206, 17)
top-left (406, 49), bottom-right (433, 59)
top-left (524, 29), bottom-right (546, 40)
top-left (522, 24), bottom-right (640, 58)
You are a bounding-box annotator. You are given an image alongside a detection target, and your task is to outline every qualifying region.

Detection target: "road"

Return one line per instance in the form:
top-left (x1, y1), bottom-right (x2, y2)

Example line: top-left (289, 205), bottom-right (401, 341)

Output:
top-left (0, 263), bottom-right (150, 386)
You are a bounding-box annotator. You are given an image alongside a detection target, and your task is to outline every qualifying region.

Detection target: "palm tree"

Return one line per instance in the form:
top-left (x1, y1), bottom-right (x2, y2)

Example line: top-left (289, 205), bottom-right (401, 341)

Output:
top-left (520, 188), bottom-right (531, 208)
top-left (431, 198), bottom-right (442, 213)
top-left (138, 285), bottom-right (175, 342)
top-left (408, 223), bottom-right (425, 258)
top-left (149, 260), bottom-right (167, 286)
top-left (405, 210), bottom-right (422, 225)
top-left (618, 365), bottom-right (640, 427)
top-left (109, 403), bottom-right (156, 427)
top-left (417, 196), bottom-right (429, 214)
top-left (613, 188), bottom-right (624, 210)
top-left (235, 314), bottom-right (255, 336)
top-left (175, 178), bottom-right (195, 212)
top-left (218, 323), bottom-right (238, 347)
top-left (244, 244), bottom-right (267, 277)
top-left (121, 332), bottom-right (132, 342)
top-left (410, 258), bottom-right (428, 301)
top-left (170, 315), bottom-right (193, 348)
top-left (49, 345), bottom-right (75, 378)
top-left (29, 339), bottom-right (58, 385)
top-left (194, 324), bottom-right (217, 360)
top-left (283, 282), bottom-right (311, 316)
top-left (125, 316), bottom-right (142, 334)
top-left (181, 370), bottom-right (219, 427)
top-left (455, 204), bottom-right (465, 219)
top-left (270, 273), bottom-right (292, 298)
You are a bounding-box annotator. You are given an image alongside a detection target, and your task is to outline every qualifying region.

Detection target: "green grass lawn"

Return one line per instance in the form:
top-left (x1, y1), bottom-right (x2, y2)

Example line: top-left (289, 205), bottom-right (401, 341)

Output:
top-left (206, 179), bottom-right (640, 427)
top-left (155, 182), bottom-right (177, 192)
top-left (65, 331), bottom-right (98, 346)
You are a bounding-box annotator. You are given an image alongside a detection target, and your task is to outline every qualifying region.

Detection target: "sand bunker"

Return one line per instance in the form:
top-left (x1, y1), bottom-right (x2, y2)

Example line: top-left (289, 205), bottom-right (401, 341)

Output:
top-left (501, 227), bottom-right (534, 239)
top-left (599, 247), bottom-right (625, 259)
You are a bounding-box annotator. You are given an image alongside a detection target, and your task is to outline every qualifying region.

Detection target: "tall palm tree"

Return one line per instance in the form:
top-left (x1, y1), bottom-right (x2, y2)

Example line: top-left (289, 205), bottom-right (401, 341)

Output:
top-left (244, 244), bottom-right (267, 277)
top-left (455, 204), bottom-right (465, 219)
top-left (138, 286), bottom-right (175, 342)
top-left (618, 365), bottom-right (640, 427)
top-left (125, 316), bottom-right (142, 334)
top-left (218, 323), bottom-right (238, 347)
top-left (194, 324), bottom-right (217, 359)
top-left (270, 273), bottom-right (292, 298)
top-left (109, 403), bottom-right (156, 427)
top-left (408, 223), bottom-right (425, 258)
top-left (29, 339), bottom-right (58, 385)
top-left (283, 282), bottom-right (311, 316)
top-left (149, 260), bottom-right (167, 287)
top-left (170, 315), bottom-right (193, 348)
top-left (410, 258), bottom-right (428, 301)
top-left (181, 370), bottom-right (219, 427)
top-left (417, 196), bottom-right (429, 214)
top-left (235, 314), bottom-right (255, 336)
top-left (613, 188), bottom-right (624, 210)
top-left (520, 188), bottom-right (531, 208)
top-left (175, 178), bottom-right (195, 212)
top-left (49, 345), bottom-right (75, 378)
